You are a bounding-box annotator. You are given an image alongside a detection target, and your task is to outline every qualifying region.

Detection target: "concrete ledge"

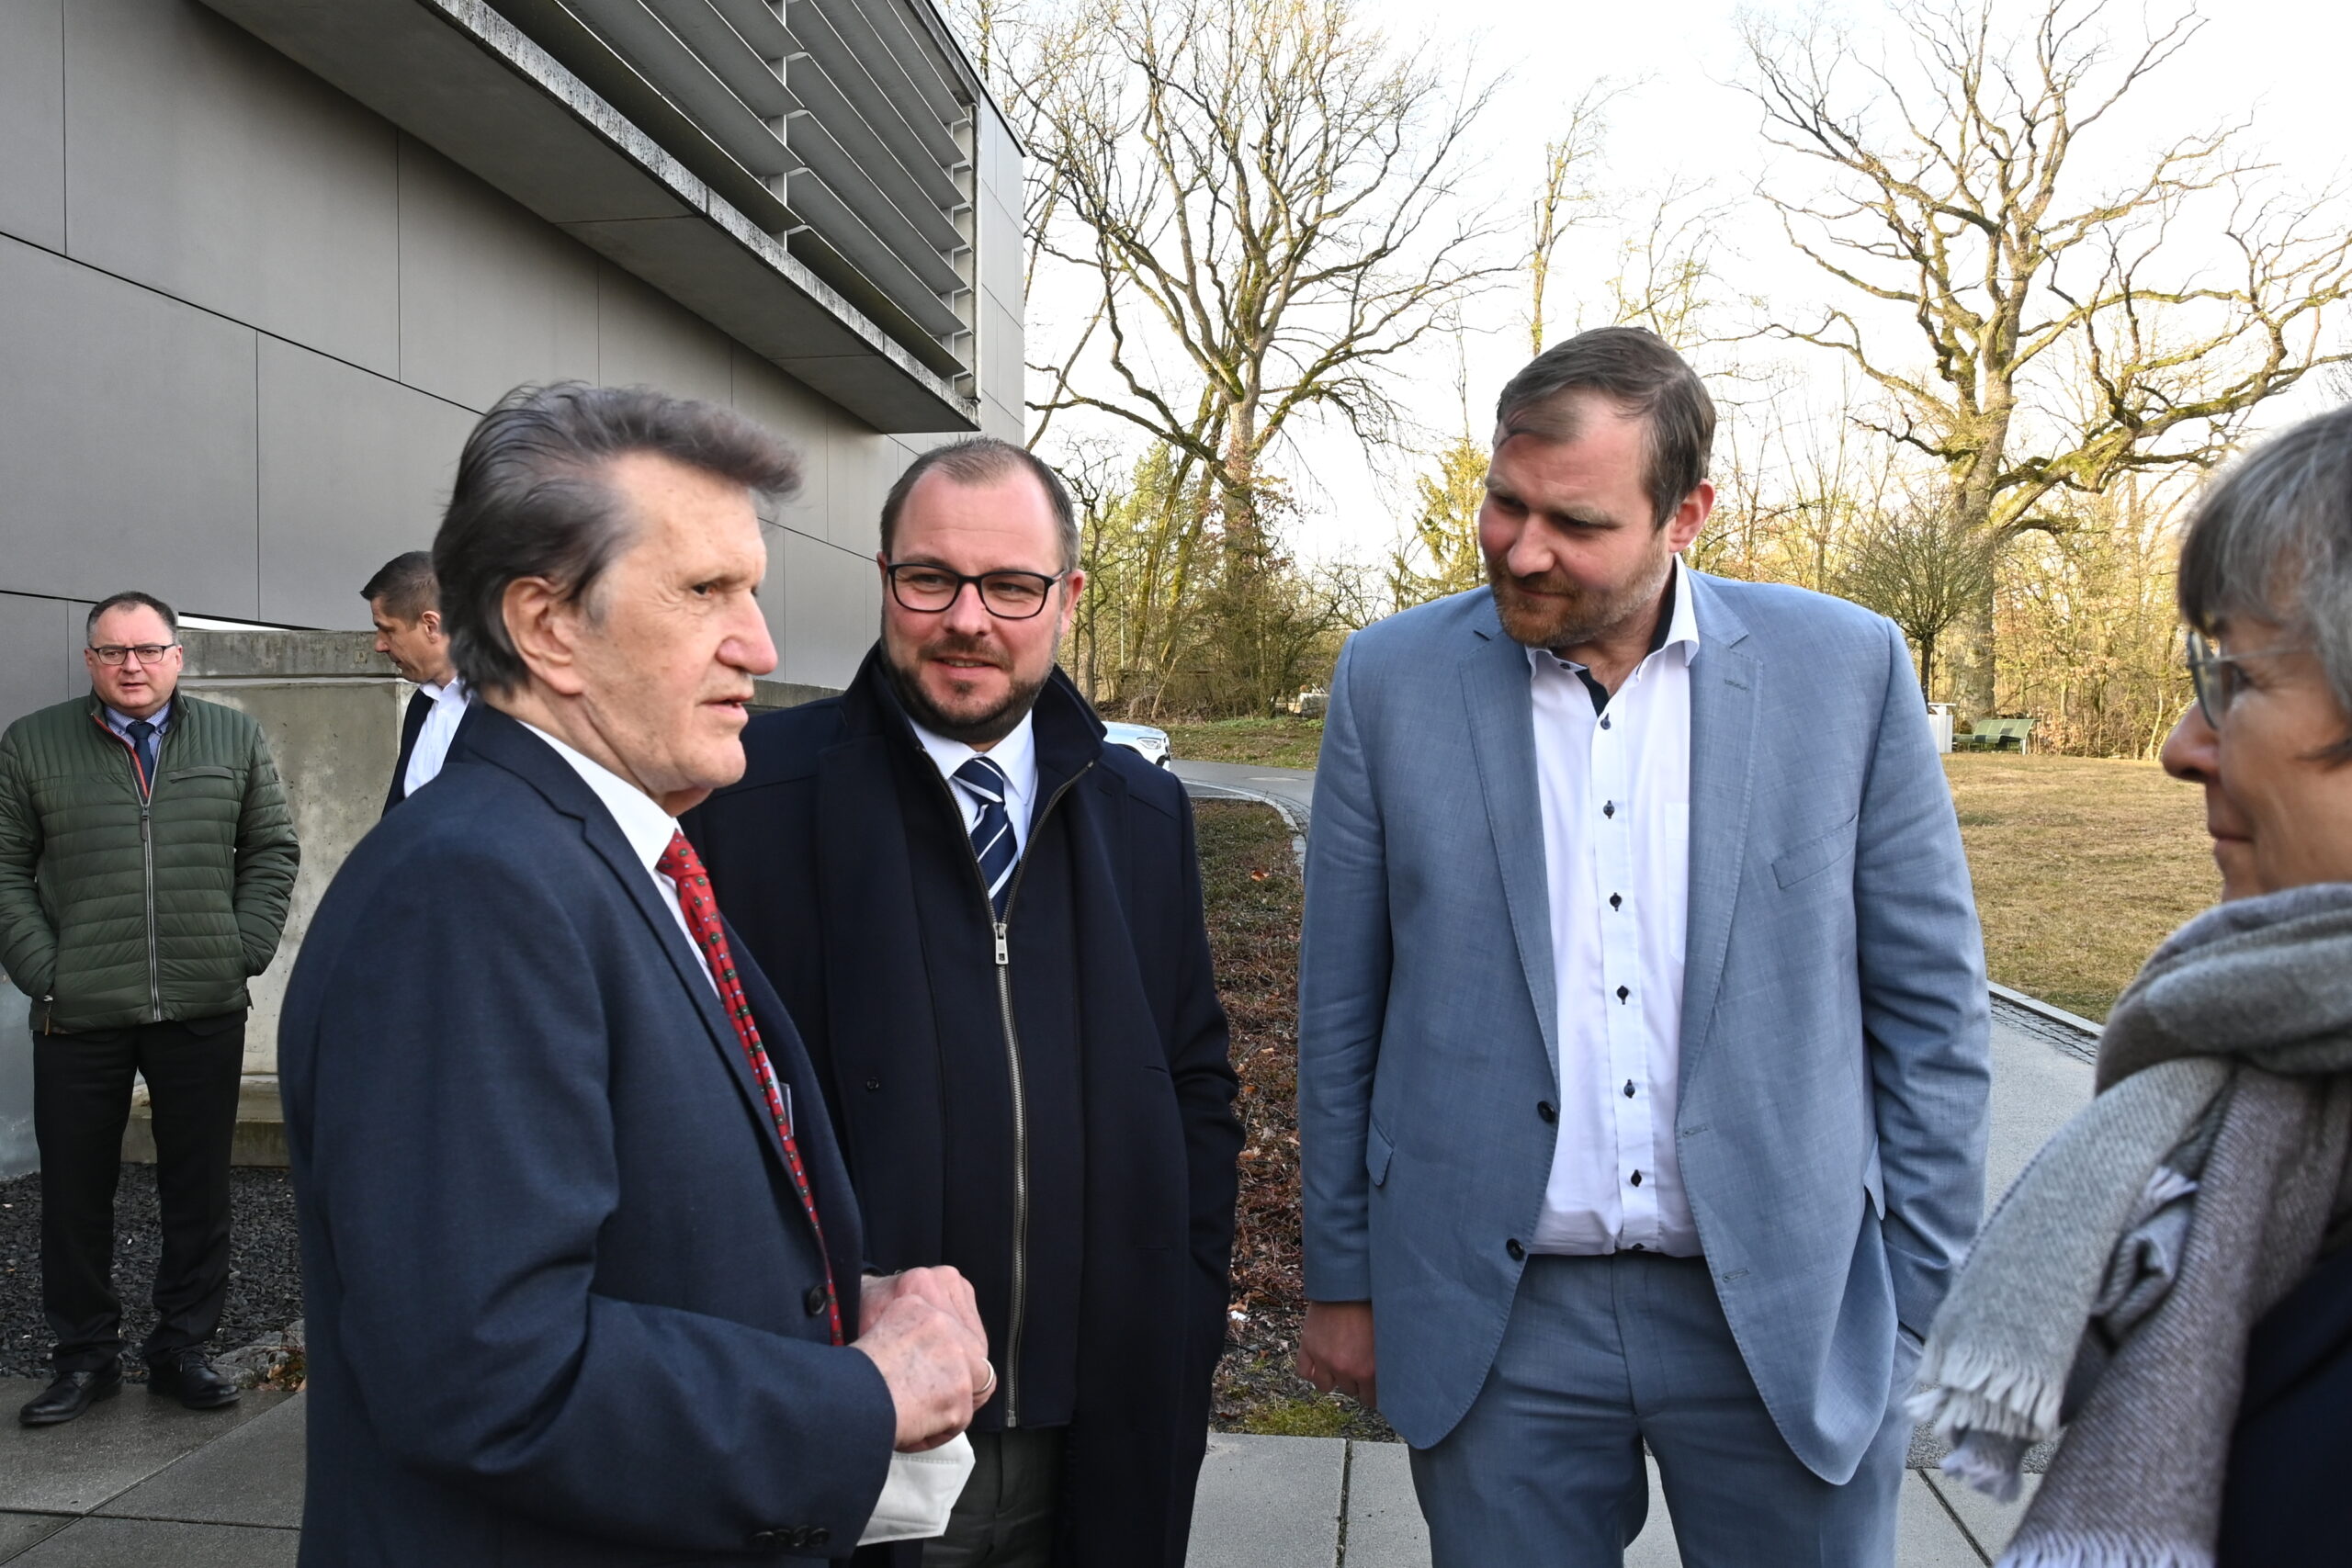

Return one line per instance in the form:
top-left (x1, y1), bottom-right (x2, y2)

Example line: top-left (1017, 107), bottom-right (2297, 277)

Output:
top-left (179, 629), bottom-right (386, 682)
top-left (1986, 981), bottom-right (2103, 1040)
top-left (123, 1078), bottom-right (286, 1168)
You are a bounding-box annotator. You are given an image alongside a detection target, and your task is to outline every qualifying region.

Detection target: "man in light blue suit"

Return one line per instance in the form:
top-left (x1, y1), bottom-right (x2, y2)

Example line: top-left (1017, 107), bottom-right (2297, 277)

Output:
top-left (1295, 328), bottom-right (1990, 1566)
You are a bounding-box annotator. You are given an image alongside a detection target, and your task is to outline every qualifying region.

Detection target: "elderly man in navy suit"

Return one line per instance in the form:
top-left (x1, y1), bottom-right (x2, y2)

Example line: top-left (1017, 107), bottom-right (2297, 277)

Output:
top-left (1295, 329), bottom-right (1991, 1566)
top-left (281, 384), bottom-right (991, 1566)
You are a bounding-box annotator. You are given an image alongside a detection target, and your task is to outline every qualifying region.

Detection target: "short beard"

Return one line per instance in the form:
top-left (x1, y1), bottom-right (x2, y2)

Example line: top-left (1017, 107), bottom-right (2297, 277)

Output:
top-left (883, 636), bottom-right (1048, 747)
top-left (1486, 535), bottom-right (1676, 652)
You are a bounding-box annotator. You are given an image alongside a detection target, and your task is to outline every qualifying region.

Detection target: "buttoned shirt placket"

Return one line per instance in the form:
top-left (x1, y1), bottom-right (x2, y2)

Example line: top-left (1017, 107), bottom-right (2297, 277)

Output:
top-left (1584, 657), bottom-right (1663, 1251)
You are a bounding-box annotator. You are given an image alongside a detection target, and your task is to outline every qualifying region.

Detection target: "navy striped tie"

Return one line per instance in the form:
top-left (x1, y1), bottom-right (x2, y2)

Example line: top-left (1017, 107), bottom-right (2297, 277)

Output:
top-left (954, 756), bottom-right (1019, 917)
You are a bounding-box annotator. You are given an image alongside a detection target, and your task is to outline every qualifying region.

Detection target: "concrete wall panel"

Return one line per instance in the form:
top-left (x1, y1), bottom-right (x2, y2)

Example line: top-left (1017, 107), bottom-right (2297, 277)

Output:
top-left (729, 346), bottom-right (837, 547)
top-left (0, 0), bottom-right (65, 253)
top-left (0, 237), bottom-right (260, 617)
top-left (64, 0), bottom-right (401, 375)
top-left (257, 342), bottom-right (477, 629)
top-left (0, 587), bottom-right (87, 1177)
top-left (0, 592), bottom-right (85, 738)
top-left (828, 419), bottom-right (899, 556)
top-left (187, 674), bottom-right (408, 1074)
top-left (594, 262), bottom-right (734, 406)
top-left (779, 530), bottom-right (876, 692)
top-left (396, 137), bottom-right (600, 412)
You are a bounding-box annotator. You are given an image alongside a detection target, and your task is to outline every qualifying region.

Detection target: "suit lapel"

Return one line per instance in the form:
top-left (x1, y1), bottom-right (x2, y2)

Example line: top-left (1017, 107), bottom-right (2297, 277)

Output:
top-left (1458, 612), bottom-right (1560, 1086)
top-left (459, 709), bottom-right (794, 1184)
top-left (1679, 574), bottom-right (1759, 1084)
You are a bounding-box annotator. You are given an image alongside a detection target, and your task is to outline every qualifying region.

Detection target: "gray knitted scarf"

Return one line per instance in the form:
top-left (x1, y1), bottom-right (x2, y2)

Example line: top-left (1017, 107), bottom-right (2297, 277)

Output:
top-left (1910, 881), bottom-right (2352, 1568)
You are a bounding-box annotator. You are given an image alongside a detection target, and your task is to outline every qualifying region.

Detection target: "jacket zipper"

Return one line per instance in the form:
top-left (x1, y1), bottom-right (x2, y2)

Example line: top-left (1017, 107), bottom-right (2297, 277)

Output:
top-left (93, 714), bottom-right (164, 1022)
top-left (922, 750), bottom-right (1093, 1429)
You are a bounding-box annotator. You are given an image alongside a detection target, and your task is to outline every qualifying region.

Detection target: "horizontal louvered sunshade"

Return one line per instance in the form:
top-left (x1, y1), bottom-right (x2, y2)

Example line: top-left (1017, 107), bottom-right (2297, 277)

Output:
top-left (489, 0), bottom-right (978, 388)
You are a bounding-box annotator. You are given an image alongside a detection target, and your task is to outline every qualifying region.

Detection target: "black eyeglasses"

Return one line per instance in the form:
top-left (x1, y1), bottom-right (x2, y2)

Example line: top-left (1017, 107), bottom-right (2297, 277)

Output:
top-left (87, 643), bottom-right (179, 666)
top-left (2185, 628), bottom-right (2300, 728)
top-left (885, 563), bottom-right (1066, 620)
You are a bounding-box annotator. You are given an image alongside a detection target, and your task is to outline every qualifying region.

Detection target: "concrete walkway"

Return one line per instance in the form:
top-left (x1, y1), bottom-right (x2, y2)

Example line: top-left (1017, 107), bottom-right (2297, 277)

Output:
top-left (1187, 1432), bottom-right (2046, 1567)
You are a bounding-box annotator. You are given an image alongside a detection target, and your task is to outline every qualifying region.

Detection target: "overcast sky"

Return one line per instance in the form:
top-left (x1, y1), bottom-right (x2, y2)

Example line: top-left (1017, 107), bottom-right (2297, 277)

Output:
top-left (1167, 0), bottom-right (2352, 560)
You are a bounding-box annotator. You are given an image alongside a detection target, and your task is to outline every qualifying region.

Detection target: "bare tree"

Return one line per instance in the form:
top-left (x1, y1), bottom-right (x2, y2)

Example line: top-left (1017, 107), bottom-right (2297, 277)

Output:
top-left (1595, 176), bottom-right (1734, 350)
top-left (1743, 0), bottom-right (2352, 716)
top-left (1015, 0), bottom-right (1510, 712)
top-left (1837, 498), bottom-right (1996, 697)
top-left (1529, 88), bottom-right (1612, 355)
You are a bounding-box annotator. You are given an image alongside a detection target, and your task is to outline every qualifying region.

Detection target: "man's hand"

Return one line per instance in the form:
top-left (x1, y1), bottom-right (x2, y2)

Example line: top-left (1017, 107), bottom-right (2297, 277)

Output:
top-left (851, 1292), bottom-right (992, 1453)
top-left (1296, 1300), bottom-right (1377, 1408)
top-left (861, 1266), bottom-right (984, 1345)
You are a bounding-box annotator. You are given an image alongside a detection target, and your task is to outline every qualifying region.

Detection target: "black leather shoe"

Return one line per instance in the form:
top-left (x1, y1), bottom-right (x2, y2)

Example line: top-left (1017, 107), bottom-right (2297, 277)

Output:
top-left (146, 1353), bottom-right (241, 1411)
top-left (19, 1364), bottom-right (122, 1427)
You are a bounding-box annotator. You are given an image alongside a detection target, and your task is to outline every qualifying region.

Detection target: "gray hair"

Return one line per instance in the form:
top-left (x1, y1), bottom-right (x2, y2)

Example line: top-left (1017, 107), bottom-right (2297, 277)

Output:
top-left (2177, 401), bottom-right (2352, 760)
top-left (879, 437), bottom-right (1079, 573)
top-left (434, 384), bottom-right (800, 695)
top-left (1494, 326), bottom-right (1716, 526)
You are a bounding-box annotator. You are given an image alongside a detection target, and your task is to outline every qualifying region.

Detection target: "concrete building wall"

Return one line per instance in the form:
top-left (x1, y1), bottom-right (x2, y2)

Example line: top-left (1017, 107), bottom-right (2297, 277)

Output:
top-left (0, 0), bottom-right (1025, 1174)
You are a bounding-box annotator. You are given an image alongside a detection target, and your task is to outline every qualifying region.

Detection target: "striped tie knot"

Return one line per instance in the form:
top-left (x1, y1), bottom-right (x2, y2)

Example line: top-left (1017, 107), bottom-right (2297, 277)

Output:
top-left (953, 755), bottom-right (1019, 917)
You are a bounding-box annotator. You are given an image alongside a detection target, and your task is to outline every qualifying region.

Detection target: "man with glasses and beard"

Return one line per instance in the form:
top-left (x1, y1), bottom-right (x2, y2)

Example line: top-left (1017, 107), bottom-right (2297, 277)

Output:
top-left (684, 438), bottom-right (1241, 1568)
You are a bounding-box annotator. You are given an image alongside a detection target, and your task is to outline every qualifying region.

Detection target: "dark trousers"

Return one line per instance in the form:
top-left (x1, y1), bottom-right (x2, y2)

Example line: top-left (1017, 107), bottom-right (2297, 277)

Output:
top-left (922, 1427), bottom-right (1067, 1568)
top-left (33, 1012), bottom-right (246, 1372)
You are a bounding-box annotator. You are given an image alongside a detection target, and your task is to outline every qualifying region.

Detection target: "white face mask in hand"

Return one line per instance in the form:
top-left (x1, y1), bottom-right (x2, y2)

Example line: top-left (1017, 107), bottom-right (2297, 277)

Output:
top-left (858, 1434), bottom-right (976, 1544)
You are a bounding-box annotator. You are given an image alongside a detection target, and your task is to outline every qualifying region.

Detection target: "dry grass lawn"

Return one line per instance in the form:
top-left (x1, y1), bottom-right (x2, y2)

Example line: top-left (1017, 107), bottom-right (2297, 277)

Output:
top-left (1172, 723), bottom-right (2216, 1021)
top-left (1944, 752), bottom-right (2217, 1021)
top-left (1164, 716), bottom-right (1325, 770)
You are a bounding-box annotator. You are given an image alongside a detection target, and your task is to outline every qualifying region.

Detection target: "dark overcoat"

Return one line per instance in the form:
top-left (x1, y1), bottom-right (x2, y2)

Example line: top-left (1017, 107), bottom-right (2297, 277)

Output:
top-left (280, 705), bottom-right (896, 1566)
top-left (684, 654), bottom-right (1242, 1567)
top-left (2220, 1240), bottom-right (2352, 1564)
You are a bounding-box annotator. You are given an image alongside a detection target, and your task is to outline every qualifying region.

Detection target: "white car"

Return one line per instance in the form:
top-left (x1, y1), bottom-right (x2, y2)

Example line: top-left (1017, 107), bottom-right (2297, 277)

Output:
top-left (1103, 720), bottom-right (1171, 768)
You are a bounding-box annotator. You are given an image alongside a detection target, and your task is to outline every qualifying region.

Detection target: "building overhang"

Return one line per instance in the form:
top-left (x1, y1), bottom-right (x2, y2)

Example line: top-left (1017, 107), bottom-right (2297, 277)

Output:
top-left (198, 0), bottom-right (981, 434)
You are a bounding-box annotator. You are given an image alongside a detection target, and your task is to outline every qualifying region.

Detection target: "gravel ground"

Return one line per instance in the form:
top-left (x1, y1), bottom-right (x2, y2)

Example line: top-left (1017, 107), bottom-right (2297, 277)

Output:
top-left (0, 1164), bottom-right (304, 1379)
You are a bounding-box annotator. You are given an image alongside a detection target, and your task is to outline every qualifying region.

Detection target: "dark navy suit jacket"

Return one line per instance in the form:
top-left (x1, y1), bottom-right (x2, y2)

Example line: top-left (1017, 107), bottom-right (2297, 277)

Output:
top-left (381, 685), bottom-right (433, 817)
top-left (280, 705), bottom-right (896, 1566)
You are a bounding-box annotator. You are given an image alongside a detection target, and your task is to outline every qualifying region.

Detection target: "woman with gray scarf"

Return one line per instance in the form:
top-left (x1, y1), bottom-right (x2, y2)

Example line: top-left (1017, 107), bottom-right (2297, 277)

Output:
top-left (1909, 403), bottom-right (2352, 1567)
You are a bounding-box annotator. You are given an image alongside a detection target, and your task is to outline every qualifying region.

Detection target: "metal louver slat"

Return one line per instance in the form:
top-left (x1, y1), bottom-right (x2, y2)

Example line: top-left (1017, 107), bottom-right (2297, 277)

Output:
top-left (787, 1), bottom-right (960, 210)
top-left (486, 0), bottom-right (795, 227)
top-left (789, 53), bottom-right (964, 256)
top-left (811, 0), bottom-right (964, 146)
top-left (705, 0), bottom-right (790, 54)
top-left (786, 163), bottom-right (965, 339)
top-left (787, 111), bottom-right (963, 299)
top-left (564, 0), bottom-right (789, 175)
top-left (485, 0), bottom-right (979, 377)
top-left (643, 0), bottom-right (790, 117)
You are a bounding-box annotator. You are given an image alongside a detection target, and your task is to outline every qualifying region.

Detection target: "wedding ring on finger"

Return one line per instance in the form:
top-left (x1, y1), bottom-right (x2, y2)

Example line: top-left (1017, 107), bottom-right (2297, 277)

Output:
top-left (976, 1360), bottom-right (998, 1401)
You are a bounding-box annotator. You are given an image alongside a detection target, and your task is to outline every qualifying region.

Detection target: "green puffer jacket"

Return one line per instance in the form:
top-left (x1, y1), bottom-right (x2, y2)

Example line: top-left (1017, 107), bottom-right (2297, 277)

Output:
top-left (0, 694), bottom-right (300, 1033)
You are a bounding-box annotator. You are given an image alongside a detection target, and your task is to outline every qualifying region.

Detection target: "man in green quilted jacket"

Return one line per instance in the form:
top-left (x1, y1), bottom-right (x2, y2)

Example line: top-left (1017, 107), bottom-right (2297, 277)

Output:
top-left (0, 592), bottom-right (300, 1427)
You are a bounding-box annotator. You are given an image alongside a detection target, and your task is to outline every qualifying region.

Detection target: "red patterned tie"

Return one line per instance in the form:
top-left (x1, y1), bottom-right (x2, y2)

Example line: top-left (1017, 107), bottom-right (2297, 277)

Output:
top-left (657, 829), bottom-right (842, 1346)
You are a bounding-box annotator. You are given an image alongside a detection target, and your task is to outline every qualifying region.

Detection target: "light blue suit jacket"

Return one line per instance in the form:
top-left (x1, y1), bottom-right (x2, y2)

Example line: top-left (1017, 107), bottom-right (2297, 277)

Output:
top-left (1298, 572), bottom-right (1990, 1483)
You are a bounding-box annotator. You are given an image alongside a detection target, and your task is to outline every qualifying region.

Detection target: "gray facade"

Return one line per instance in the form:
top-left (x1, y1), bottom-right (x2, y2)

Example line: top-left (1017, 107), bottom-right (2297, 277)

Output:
top-left (0, 0), bottom-right (1025, 1173)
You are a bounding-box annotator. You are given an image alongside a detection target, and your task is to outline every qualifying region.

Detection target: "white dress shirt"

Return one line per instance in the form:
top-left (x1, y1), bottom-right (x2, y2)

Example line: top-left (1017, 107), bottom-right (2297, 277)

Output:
top-left (909, 711), bottom-right (1040, 857)
top-left (403, 678), bottom-right (473, 798)
top-left (1528, 558), bottom-right (1702, 1257)
top-left (514, 720), bottom-right (712, 994)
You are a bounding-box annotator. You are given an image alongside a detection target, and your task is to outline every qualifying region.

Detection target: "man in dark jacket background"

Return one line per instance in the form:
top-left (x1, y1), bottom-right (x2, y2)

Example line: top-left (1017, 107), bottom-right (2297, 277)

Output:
top-left (0, 591), bottom-right (300, 1426)
top-left (362, 549), bottom-right (471, 815)
top-left (686, 438), bottom-right (1242, 1567)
